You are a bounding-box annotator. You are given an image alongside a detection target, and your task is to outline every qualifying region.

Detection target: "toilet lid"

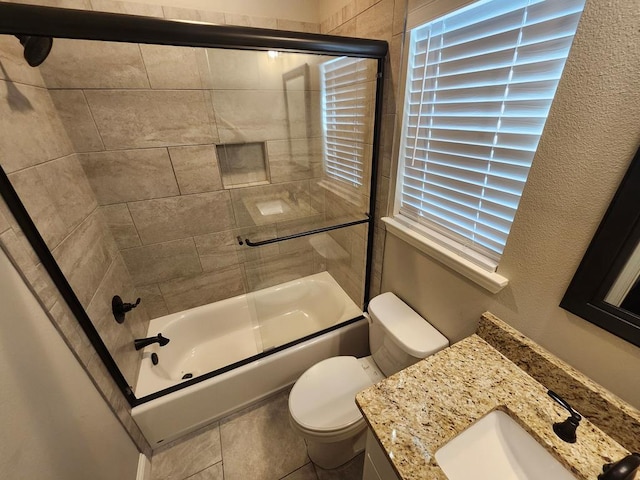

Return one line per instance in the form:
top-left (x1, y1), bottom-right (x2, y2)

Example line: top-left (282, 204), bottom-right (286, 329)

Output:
top-left (289, 356), bottom-right (374, 432)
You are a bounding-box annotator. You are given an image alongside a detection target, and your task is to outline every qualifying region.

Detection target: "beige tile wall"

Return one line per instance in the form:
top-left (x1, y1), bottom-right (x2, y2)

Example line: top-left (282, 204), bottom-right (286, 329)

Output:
top-left (42, 39), bottom-right (342, 317)
top-left (0, 0), bottom-right (391, 453)
top-left (0, 34), bottom-right (152, 454)
top-left (320, 0), bottom-right (405, 300)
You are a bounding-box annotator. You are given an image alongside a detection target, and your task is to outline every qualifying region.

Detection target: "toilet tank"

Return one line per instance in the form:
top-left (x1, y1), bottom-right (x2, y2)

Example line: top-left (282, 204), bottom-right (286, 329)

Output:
top-left (368, 292), bottom-right (449, 376)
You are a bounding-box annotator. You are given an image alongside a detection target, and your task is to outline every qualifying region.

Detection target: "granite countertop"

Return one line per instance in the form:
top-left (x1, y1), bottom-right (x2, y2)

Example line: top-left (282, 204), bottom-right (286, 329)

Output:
top-left (356, 317), bottom-right (636, 480)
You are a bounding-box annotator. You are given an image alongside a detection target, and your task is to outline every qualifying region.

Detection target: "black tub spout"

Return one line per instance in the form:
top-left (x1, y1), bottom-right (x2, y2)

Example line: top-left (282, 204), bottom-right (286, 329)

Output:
top-left (134, 333), bottom-right (170, 351)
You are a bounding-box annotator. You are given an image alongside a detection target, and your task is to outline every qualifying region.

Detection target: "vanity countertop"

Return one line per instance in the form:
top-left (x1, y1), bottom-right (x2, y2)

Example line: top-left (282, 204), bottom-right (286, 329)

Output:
top-left (356, 320), bottom-right (636, 480)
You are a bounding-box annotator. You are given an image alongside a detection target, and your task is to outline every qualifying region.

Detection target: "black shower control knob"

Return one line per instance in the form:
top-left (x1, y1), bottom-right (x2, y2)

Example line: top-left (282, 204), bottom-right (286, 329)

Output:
top-left (123, 298), bottom-right (141, 312)
top-left (112, 296), bottom-right (141, 323)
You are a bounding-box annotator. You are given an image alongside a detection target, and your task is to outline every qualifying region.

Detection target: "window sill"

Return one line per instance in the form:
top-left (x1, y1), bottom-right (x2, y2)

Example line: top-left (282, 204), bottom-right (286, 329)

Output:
top-left (381, 216), bottom-right (509, 294)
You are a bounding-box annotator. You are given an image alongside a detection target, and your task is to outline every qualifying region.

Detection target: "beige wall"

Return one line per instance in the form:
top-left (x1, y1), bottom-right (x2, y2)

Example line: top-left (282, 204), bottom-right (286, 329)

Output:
top-left (0, 248), bottom-right (140, 479)
top-left (381, 0), bottom-right (640, 409)
top-left (42, 38), bottom-right (372, 316)
top-left (318, 0), bottom-right (350, 23)
top-left (4, 0), bottom-right (320, 30)
top-left (117, 0), bottom-right (319, 23)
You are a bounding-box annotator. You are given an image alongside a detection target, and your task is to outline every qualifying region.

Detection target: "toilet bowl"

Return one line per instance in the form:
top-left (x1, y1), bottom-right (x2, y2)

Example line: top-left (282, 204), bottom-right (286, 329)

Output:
top-left (288, 292), bottom-right (449, 469)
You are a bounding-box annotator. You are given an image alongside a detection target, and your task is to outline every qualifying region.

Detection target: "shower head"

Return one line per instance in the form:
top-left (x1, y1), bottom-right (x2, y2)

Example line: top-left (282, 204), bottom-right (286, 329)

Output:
top-left (15, 35), bottom-right (53, 67)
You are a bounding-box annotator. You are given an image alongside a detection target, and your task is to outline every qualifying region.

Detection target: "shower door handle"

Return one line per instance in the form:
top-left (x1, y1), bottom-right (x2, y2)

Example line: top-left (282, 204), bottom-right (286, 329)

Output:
top-left (238, 216), bottom-right (370, 247)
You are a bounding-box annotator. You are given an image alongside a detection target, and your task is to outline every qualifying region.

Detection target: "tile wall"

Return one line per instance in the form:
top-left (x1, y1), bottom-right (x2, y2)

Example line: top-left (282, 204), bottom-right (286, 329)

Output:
top-left (0, 0), bottom-right (398, 457)
top-left (0, 33), bottom-right (152, 454)
top-left (40, 36), bottom-right (369, 317)
top-left (320, 0), bottom-right (405, 299)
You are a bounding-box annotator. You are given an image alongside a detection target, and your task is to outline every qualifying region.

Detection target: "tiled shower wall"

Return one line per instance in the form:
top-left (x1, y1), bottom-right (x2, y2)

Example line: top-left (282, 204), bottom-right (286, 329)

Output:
top-left (41, 38), bottom-right (361, 317)
top-left (0, 34), bottom-right (152, 453)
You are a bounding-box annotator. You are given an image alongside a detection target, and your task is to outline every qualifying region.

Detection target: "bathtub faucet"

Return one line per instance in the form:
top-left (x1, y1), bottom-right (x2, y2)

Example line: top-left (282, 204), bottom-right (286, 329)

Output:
top-left (134, 333), bottom-right (170, 351)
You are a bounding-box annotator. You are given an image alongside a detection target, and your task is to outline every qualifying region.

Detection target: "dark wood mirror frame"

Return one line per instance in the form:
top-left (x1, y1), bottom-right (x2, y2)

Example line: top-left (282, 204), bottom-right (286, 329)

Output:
top-left (561, 145), bottom-right (640, 348)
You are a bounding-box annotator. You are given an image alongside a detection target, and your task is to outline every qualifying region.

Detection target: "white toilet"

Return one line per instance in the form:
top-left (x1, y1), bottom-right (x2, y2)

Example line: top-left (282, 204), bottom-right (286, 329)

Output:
top-left (288, 292), bottom-right (449, 469)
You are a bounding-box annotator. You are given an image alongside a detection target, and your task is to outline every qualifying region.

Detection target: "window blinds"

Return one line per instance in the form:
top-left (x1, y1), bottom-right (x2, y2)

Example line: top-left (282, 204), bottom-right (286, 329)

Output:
top-left (398, 0), bottom-right (585, 266)
top-left (320, 56), bottom-right (373, 188)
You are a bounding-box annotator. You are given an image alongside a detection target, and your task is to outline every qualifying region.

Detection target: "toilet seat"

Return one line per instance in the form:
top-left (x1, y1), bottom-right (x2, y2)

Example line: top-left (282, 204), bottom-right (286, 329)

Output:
top-left (289, 356), bottom-right (374, 437)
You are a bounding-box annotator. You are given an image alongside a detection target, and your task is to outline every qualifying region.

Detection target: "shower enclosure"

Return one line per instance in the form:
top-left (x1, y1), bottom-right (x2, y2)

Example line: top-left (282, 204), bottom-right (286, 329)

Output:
top-left (0, 2), bottom-right (386, 415)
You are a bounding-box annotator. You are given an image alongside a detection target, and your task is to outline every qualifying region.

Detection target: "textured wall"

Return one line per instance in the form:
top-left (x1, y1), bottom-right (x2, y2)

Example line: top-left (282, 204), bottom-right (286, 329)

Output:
top-left (381, 0), bottom-right (640, 409)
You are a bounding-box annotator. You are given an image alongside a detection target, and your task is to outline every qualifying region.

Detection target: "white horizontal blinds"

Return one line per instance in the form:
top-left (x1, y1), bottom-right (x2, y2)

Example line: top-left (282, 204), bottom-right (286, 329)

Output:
top-left (400, 0), bottom-right (585, 265)
top-left (321, 56), bottom-right (372, 188)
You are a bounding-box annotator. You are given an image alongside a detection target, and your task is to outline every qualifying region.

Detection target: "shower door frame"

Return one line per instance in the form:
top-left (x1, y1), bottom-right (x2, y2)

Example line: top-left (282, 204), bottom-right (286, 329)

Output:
top-left (0, 1), bottom-right (387, 407)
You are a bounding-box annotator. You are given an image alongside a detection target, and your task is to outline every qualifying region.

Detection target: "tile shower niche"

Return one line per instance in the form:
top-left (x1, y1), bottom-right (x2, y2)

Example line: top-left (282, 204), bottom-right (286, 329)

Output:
top-left (217, 142), bottom-right (269, 188)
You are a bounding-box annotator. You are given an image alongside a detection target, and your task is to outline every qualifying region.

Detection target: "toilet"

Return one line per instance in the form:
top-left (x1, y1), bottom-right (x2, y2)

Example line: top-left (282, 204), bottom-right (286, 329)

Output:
top-left (288, 292), bottom-right (449, 469)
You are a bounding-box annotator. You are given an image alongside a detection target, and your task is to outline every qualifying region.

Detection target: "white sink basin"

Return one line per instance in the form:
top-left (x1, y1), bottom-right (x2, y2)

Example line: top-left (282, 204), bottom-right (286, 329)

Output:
top-left (255, 199), bottom-right (290, 216)
top-left (435, 410), bottom-right (576, 480)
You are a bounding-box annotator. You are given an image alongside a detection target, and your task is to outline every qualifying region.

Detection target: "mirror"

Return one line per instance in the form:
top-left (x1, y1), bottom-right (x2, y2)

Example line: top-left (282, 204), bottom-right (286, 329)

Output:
top-left (561, 145), bottom-right (640, 347)
top-left (283, 63), bottom-right (312, 169)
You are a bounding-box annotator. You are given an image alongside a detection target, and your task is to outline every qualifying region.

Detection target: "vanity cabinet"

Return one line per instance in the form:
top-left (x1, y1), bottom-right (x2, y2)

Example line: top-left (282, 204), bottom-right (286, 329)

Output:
top-left (362, 430), bottom-right (401, 480)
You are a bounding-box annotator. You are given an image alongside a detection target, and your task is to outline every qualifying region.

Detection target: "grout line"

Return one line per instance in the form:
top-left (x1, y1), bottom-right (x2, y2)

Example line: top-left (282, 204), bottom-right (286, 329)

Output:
top-left (84, 251), bottom-right (118, 312)
top-left (6, 151), bottom-right (75, 175)
top-left (137, 43), bottom-right (153, 89)
top-left (78, 141), bottom-right (217, 153)
top-left (190, 236), bottom-right (205, 274)
top-left (49, 204), bottom-right (100, 254)
top-left (0, 77), bottom-right (50, 91)
top-left (125, 202), bottom-right (144, 247)
top-left (166, 147), bottom-right (183, 196)
top-left (180, 460), bottom-right (223, 480)
top-left (82, 88), bottom-right (107, 151)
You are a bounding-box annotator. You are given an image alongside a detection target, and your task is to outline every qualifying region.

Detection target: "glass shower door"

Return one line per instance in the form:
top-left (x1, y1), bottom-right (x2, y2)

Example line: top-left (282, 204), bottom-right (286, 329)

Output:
top-left (230, 52), bottom-right (379, 351)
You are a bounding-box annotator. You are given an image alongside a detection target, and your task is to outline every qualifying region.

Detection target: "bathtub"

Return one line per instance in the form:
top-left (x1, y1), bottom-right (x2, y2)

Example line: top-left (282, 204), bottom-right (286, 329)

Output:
top-left (131, 271), bottom-right (368, 447)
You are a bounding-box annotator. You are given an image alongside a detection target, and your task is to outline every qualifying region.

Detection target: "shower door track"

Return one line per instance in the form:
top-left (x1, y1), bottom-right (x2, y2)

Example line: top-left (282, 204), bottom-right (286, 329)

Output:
top-left (239, 216), bottom-right (370, 247)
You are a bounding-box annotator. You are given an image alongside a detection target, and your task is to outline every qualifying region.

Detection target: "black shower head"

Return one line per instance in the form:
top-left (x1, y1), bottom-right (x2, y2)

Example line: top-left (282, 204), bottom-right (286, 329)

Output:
top-left (15, 35), bottom-right (53, 67)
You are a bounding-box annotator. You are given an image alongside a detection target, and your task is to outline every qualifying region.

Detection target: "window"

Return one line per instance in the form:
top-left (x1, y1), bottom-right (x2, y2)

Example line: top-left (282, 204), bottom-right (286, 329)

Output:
top-left (391, 0), bottom-right (585, 277)
top-left (320, 56), bottom-right (373, 194)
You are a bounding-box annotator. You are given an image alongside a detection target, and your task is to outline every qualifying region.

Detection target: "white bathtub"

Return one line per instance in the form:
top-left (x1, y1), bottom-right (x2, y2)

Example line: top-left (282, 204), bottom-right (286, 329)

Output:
top-left (131, 271), bottom-right (368, 447)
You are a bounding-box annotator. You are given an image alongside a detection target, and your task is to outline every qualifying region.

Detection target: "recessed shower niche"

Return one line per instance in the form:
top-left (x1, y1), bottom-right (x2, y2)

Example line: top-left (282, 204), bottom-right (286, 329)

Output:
top-left (216, 142), bottom-right (269, 188)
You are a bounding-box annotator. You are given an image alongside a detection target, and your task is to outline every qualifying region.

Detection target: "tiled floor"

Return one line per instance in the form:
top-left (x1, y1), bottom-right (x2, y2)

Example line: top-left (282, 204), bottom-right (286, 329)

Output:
top-left (150, 390), bottom-right (364, 480)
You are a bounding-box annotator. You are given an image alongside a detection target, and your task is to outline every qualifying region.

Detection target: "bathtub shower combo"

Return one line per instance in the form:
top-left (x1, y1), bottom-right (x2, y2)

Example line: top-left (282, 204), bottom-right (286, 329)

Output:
top-left (0, 3), bottom-right (386, 447)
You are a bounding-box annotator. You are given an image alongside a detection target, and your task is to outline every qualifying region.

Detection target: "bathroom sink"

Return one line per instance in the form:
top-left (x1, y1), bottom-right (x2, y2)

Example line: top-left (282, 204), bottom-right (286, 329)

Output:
top-left (435, 410), bottom-right (576, 480)
top-left (255, 199), bottom-right (291, 216)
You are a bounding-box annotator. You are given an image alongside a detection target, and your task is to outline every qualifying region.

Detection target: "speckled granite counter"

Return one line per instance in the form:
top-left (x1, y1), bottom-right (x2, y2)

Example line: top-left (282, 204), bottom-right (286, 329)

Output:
top-left (356, 313), bottom-right (639, 480)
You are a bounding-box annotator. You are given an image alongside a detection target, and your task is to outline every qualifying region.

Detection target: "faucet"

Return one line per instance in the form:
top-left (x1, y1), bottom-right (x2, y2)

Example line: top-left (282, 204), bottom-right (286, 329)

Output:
top-left (598, 453), bottom-right (640, 480)
top-left (134, 333), bottom-right (170, 351)
top-left (547, 390), bottom-right (582, 443)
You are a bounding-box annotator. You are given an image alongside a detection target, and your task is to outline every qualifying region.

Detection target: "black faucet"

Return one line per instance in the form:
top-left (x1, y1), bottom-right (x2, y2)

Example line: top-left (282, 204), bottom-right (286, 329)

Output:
top-left (598, 453), bottom-right (640, 480)
top-left (547, 390), bottom-right (582, 443)
top-left (134, 333), bottom-right (170, 351)
top-left (112, 295), bottom-right (141, 324)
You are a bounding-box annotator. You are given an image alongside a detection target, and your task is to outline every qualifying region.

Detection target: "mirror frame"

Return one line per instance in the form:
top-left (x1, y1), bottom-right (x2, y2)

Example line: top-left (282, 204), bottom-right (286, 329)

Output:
top-left (561, 145), bottom-right (640, 348)
top-left (283, 63), bottom-right (312, 142)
